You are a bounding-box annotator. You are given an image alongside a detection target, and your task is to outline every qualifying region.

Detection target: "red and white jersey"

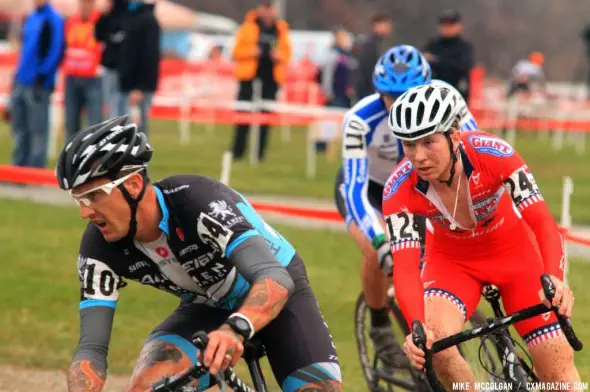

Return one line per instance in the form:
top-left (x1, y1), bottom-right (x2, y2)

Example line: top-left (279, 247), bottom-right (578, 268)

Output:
top-left (382, 131), bottom-right (565, 324)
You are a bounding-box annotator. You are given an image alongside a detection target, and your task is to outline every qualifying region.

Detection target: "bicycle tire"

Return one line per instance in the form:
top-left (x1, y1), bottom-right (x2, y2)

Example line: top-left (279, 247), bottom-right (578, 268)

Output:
top-left (355, 292), bottom-right (426, 392)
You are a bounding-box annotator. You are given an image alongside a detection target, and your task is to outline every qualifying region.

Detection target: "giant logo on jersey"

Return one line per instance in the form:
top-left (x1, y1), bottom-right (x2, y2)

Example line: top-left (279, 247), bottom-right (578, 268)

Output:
top-left (468, 135), bottom-right (514, 157)
top-left (383, 160), bottom-right (413, 200)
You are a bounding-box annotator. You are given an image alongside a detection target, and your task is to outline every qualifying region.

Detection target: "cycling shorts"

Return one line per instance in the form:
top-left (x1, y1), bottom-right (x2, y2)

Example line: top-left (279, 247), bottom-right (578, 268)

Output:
top-left (147, 254), bottom-right (341, 389)
top-left (422, 237), bottom-right (561, 347)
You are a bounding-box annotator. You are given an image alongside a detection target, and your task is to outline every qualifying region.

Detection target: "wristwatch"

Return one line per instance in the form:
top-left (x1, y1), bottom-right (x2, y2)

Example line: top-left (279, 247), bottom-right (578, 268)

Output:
top-left (225, 313), bottom-right (254, 341)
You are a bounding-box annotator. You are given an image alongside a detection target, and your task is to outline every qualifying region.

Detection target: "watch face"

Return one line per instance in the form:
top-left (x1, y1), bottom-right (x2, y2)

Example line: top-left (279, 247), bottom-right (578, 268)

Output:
top-left (234, 317), bottom-right (250, 332)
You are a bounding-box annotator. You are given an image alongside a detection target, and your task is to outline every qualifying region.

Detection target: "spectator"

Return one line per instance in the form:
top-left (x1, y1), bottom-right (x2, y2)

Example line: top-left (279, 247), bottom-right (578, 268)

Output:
top-left (63, 0), bottom-right (103, 141)
top-left (320, 27), bottom-right (354, 109)
top-left (230, 0), bottom-right (292, 162)
top-left (95, 0), bottom-right (128, 118)
top-left (423, 8), bottom-right (474, 102)
top-left (118, 0), bottom-right (161, 136)
top-left (507, 51), bottom-right (546, 98)
top-left (354, 13), bottom-right (393, 101)
top-left (9, 0), bottom-right (64, 168)
top-left (317, 26), bottom-right (354, 153)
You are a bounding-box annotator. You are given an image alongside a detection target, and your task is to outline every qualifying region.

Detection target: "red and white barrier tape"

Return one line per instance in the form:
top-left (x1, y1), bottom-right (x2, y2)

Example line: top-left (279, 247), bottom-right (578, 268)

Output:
top-left (0, 164), bottom-right (589, 248)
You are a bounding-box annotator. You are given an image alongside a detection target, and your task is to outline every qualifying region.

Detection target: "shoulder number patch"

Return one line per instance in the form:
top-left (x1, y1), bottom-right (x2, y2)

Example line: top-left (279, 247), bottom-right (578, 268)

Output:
top-left (343, 116), bottom-right (368, 159)
top-left (79, 257), bottom-right (120, 301)
top-left (385, 212), bottom-right (421, 251)
top-left (468, 134), bottom-right (514, 157)
top-left (197, 212), bottom-right (233, 255)
top-left (504, 166), bottom-right (541, 208)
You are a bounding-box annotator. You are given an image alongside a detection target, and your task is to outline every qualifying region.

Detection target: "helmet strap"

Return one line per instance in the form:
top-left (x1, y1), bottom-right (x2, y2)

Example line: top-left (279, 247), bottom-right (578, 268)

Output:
top-left (437, 132), bottom-right (458, 187)
top-left (118, 172), bottom-right (148, 240)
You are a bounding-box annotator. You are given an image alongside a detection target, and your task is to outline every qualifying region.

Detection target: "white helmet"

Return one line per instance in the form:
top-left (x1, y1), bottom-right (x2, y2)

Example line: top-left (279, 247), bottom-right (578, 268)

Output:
top-left (388, 84), bottom-right (463, 141)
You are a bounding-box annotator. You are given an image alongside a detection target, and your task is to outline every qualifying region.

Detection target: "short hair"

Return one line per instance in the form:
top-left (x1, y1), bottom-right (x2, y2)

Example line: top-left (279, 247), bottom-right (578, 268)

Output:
top-left (371, 12), bottom-right (391, 25)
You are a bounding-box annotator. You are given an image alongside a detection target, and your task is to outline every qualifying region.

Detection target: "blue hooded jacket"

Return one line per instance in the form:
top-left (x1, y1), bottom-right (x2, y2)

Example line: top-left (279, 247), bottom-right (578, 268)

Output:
top-left (15, 3), bottom-right (65, 90)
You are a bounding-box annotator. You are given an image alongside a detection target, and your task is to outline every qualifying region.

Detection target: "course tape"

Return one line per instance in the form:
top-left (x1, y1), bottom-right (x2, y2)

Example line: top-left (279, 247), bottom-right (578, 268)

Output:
top-left (1, 164), bottom-right (588, 247)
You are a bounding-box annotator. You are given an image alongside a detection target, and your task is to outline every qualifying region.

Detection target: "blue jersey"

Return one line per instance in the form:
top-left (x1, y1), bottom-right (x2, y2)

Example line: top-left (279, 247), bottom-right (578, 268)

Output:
top-left (341, 82), bottom-right (478, 245)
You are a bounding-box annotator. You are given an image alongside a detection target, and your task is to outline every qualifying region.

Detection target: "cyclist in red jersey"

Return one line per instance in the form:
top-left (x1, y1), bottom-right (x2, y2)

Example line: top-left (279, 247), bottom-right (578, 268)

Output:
top-left (382, 84), bottom-right (580, 389)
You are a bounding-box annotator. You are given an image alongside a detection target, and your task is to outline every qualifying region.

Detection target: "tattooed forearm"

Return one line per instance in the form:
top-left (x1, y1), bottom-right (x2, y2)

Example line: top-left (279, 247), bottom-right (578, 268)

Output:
top-left (67, 360), bottom-right (106, 392)
top-left (237, 278), bottom-right (289, 332)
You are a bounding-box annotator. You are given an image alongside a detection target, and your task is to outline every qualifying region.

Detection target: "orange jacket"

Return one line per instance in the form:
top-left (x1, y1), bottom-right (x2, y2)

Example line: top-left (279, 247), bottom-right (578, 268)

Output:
top-left (231, 10), bottom-right (292, 84)
top-left (63, 10), bottom-right (103, 78)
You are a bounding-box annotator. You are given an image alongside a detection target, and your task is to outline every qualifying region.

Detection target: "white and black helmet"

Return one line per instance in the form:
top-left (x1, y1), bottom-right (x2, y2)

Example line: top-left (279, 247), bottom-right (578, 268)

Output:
top-left (388, 84), bottom-right (463, 141)
top-left (56, 115), bottom-right (152, 190)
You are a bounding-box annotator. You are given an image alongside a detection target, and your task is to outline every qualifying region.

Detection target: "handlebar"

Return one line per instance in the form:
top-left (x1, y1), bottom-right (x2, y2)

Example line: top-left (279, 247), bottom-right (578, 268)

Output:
top-left (151, 331), bottom-right (255, 392)
top-left (411, 274), bottom-right (582, 391)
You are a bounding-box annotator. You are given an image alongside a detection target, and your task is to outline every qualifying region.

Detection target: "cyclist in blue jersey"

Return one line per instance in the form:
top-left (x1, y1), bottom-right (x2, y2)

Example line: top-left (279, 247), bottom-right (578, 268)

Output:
top-left (334, 45), bottom-right (432, 371)
top-left (334, 45), bottom-right (479, 372)
top-left (57, 116), bottom-right (342, 392)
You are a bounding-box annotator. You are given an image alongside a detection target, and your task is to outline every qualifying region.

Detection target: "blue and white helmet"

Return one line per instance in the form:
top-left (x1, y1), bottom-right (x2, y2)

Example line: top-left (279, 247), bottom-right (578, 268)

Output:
top-left (372, 45), bottom-right (432, 95)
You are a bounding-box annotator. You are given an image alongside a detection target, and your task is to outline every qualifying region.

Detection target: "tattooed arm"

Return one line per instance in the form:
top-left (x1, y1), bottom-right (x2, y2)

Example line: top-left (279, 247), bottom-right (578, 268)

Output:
top-left (235, 277), bottom-right (290, 332)
top-left (228, 235), bottom-right (295, 333)
top-left (67, 306), bottom-right (115, 391)
top-left (68, 360), bottom-right (106, 392)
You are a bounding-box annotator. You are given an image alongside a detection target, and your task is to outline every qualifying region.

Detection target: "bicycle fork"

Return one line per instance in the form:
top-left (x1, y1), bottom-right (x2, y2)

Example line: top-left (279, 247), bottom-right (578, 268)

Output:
top-left (491, 332), bottom-right (530, 390)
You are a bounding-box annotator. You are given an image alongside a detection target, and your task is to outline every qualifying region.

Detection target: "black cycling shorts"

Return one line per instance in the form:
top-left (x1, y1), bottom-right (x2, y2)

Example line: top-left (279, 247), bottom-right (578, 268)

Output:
top-left (333, 166), bottom-right (384, 219)
top-left (148, 254), bottom-right (339, 388)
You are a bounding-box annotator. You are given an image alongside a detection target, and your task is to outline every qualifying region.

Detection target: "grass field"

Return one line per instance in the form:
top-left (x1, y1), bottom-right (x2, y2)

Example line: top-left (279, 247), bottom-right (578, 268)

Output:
top-left (1, 198), bottom-right (590, 391)
top-left (0, 120), bottom-right (589, 224)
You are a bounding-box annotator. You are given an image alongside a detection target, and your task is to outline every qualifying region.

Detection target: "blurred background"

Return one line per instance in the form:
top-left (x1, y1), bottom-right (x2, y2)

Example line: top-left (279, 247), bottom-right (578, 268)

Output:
top-left (1, 0), bottom-right (590, 391)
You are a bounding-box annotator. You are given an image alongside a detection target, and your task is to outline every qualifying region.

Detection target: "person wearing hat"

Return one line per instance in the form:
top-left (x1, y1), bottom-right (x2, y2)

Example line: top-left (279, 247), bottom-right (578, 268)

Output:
top-left (423, 8), bottom-right (474, 103)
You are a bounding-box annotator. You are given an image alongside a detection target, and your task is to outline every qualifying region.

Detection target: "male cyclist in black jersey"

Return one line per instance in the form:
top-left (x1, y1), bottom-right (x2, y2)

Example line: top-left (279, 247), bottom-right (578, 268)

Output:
top-left (57, 116), bottom-right (342, 392)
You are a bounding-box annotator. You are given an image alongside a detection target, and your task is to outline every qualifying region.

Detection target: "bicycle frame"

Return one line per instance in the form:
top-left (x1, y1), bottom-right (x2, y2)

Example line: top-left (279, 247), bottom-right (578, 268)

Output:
top-left (151, 332), bottom-right (268, 392)
top-left (481, 285), bottom-right (534, 387)
top-left (243, 337), bottom-right (269, 392)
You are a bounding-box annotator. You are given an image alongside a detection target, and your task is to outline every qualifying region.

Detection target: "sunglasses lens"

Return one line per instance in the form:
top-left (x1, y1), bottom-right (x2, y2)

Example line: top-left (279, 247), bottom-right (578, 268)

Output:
top-left (72, 196), bottom-right (91, 207)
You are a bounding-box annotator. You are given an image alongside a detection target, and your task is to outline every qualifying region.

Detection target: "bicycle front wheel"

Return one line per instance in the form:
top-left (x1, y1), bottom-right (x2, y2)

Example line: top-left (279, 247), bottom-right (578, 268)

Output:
top-left (354, 291), bottom-right (425, 392)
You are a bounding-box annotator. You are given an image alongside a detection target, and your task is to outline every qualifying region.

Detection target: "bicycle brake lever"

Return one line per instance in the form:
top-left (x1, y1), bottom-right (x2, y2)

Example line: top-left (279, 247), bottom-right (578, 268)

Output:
top-left (412, 321), bottom-right (427, 352)
top-left (540, 274), bottom-right (583, 351)
top-left (541, 274), bottom-right (556, 305)
top-left (412, 321), bottom-right (446, 392)
top-left (192, 331), bottom-right (209, 350)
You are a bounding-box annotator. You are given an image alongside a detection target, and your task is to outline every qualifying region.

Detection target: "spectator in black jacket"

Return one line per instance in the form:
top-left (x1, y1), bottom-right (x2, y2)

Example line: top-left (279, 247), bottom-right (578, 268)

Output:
top-left (95, 0), bottom-right (128, 118)
top-left (423, 8), bottom-right (474, 102)
top-left (354, 13), bottom-right (393, 101)
top-left (118, 0), bottom-right (160, 136)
